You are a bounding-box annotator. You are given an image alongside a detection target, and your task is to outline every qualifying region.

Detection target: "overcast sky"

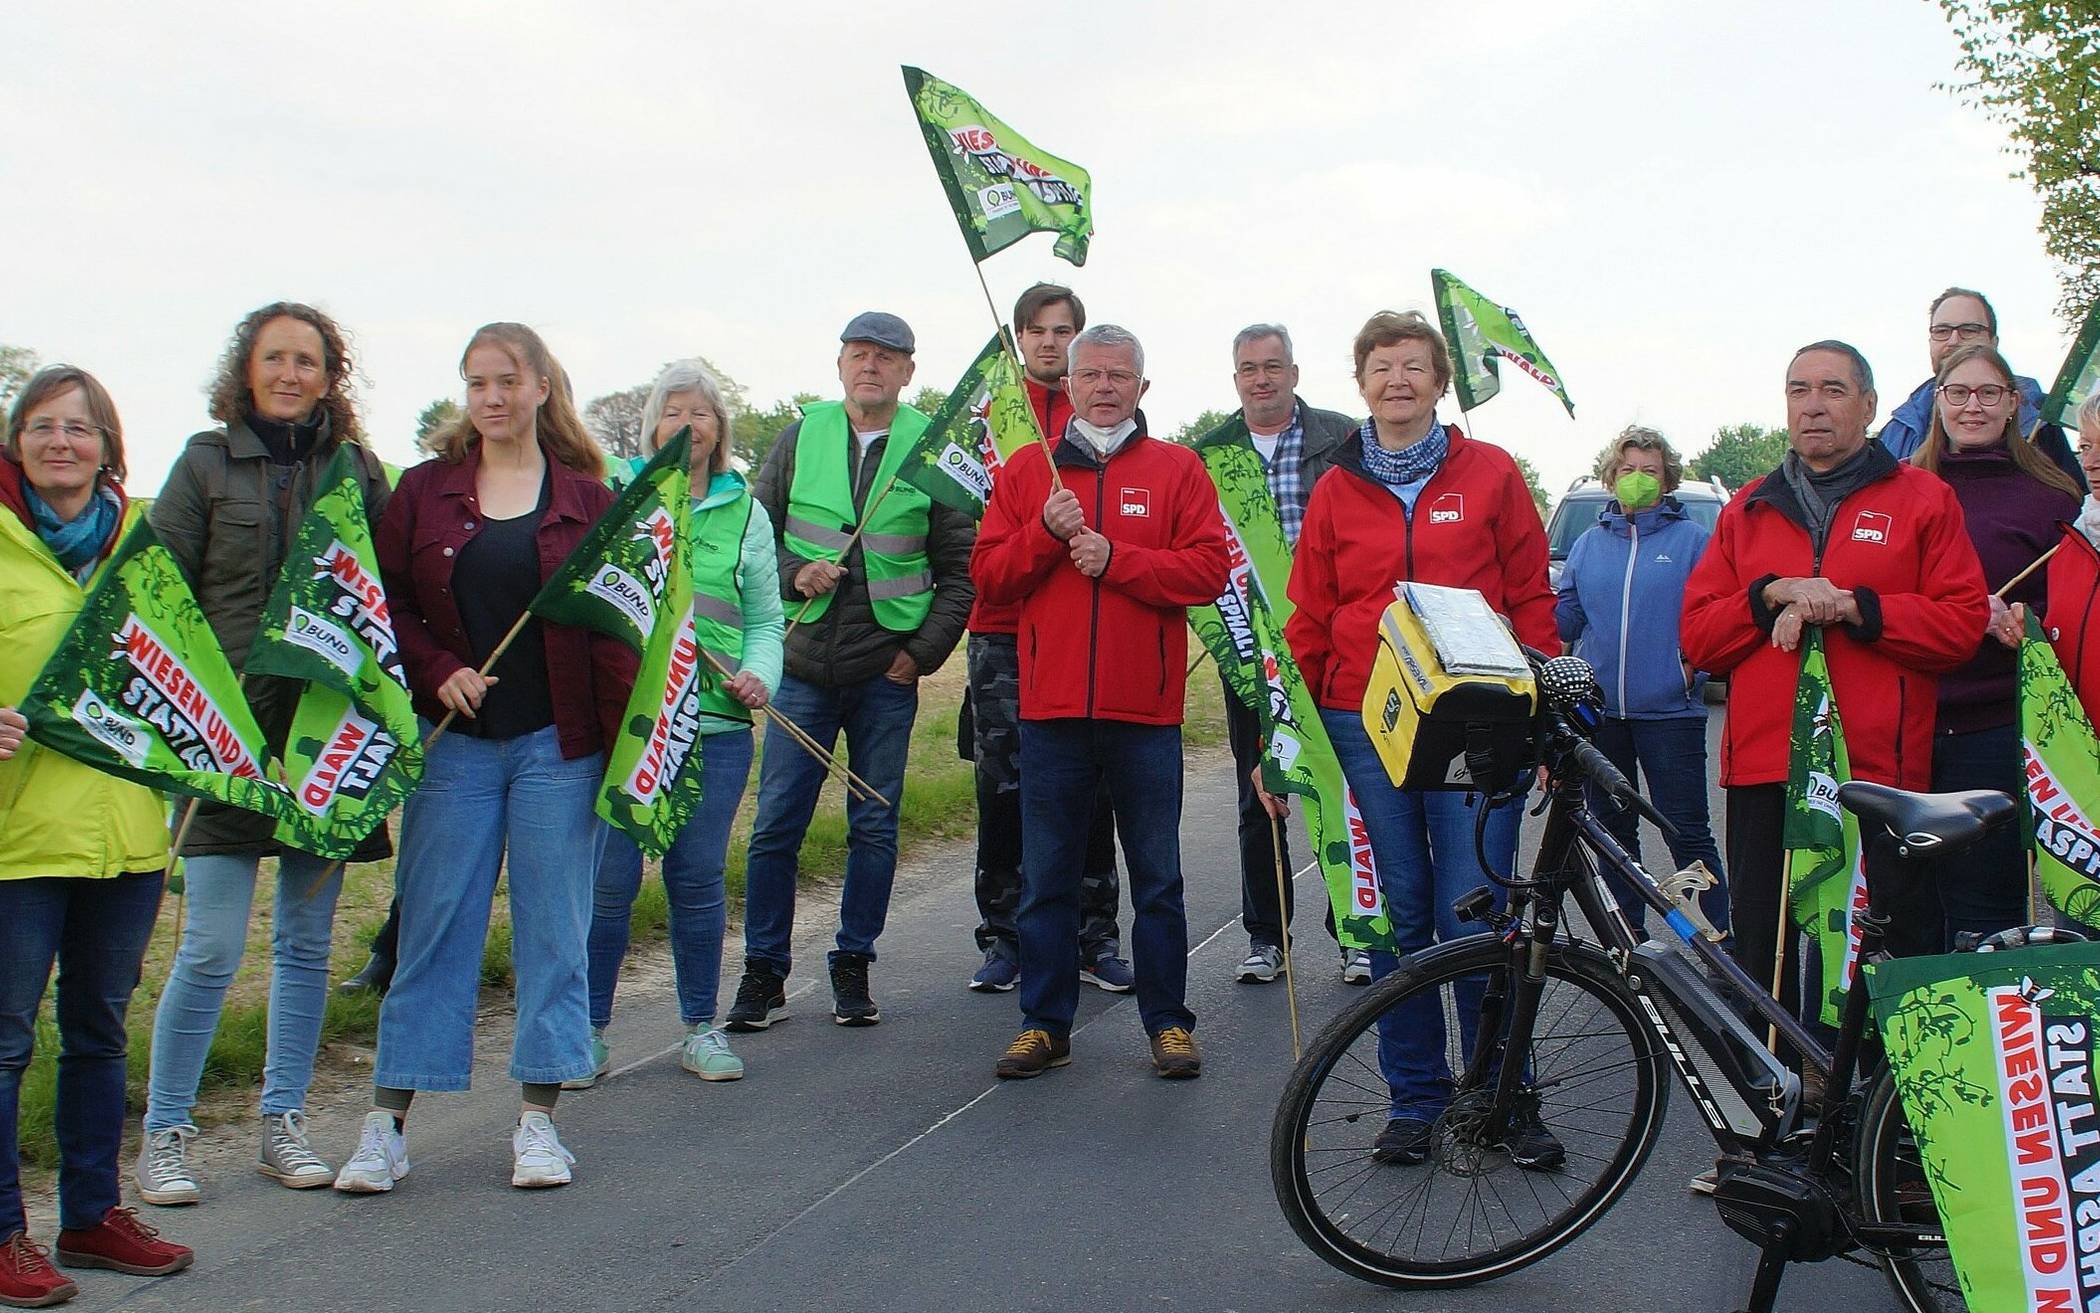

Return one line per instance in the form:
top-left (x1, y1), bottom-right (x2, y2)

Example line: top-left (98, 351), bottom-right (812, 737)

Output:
top-left (3, 0), bottom-right (2079, 497)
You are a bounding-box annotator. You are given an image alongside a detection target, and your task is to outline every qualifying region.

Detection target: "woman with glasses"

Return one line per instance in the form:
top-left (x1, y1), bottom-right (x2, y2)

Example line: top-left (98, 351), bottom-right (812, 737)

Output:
top-left (1, 368), bottom-right (193, 1305)
top-left (1910, 343), bottom-right (2080, 944)
top-left (569, 360), bottom-right (781, 1089)
top-left (138, 303), bottom-right (394, 1207)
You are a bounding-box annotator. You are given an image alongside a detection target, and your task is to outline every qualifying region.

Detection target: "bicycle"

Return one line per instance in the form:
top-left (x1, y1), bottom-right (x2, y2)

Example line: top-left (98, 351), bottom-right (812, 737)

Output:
top-left (1269, 653), bottom-right (2072, 1312)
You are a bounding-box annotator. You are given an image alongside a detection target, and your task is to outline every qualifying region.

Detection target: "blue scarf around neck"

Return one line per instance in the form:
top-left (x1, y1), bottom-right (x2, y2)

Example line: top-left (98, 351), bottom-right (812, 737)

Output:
top-left (26, 481), bottom-right (119, 577)
top-left (1358, 418), bottom-right (1448, 487)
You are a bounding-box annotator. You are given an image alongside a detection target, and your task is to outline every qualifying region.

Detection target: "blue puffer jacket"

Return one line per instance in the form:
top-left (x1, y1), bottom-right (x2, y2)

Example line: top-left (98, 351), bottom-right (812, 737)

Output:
top-left (1554, 496), bottom-right (1710, 719)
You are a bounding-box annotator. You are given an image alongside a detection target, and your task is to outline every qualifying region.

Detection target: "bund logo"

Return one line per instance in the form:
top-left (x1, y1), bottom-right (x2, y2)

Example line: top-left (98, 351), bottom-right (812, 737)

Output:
top-left (1426, 493), bottom-right (1463, 525)
top-left (1851, 510), bottom-right (1893, 545)
top-left (1119, 487), bottom-right (1151, 518)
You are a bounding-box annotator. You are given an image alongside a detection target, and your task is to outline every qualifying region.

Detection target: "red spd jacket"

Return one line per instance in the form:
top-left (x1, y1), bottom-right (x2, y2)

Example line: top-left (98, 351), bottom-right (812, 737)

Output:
top-left (1680, 453), bottom-right (1986, 789)
top-left (2044, 524), bottom-right (2100, 720)
top-left (972, 419), bottom-right (1228, 725)
top-left (969, 376), bottom-right (1073, 636)
top-left (1285, 427), bottom-right (1558, 713)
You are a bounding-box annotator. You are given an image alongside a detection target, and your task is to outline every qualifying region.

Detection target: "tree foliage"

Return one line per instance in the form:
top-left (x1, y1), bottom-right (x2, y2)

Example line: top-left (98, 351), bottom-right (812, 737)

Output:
top-left (734, 394), bottom-right (819, 472)
top-left (1688, 422), bottom-right (1788, 489)
top-left (1165, 408), bottom-right (1234, 447)
top-left (0, 344), bottom-right (41, 414)
top-left (582, 383), bottom-right (651, 460)
top-left (412, 397), bottom-right (460, 455)
top-left (1935, 0), bottom-right (2100, 325)
top-left (909, 385), bottom-right (951, 418)
top-left (1512, 454), bottom-right (1550, 518)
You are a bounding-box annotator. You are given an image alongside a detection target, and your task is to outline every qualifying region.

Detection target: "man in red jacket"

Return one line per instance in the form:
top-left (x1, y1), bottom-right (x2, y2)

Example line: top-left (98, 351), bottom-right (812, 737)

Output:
top-left (974, 324), bottom-right (1230, 1080)
top-left (1682, 340), bottom-right (1986, 1024)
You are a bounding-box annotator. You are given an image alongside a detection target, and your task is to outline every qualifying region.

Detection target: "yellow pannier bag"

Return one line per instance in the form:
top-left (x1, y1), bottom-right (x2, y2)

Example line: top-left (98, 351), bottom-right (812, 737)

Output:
top-left (1361, 583), bottom-right (1537, 792)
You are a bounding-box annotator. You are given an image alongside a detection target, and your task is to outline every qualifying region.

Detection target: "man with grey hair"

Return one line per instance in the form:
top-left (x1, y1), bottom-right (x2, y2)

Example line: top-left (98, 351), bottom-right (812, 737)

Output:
top-left (974, 324), bottom-right (1229, 1080)
top-left (1214, 324), bottom-right (1360, 986)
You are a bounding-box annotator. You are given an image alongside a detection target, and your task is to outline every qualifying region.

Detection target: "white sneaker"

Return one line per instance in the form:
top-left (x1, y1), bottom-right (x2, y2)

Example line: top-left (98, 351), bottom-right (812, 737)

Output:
top-left (511, 1112), bottom-right (575, 1188)
top-left (1341, 949), bottom-right (1372, 986)
top-left (1236, 944), bottom-right (1283, 983)
top-left (134, 1123), bottom-right (201, 1206)
top-left (334, 1111), bottom-right (410, 1193)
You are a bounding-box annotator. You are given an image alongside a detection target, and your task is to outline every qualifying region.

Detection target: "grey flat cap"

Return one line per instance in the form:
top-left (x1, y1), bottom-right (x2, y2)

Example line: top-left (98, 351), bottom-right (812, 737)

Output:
top-left (840, 310), bottom-right (915, 354)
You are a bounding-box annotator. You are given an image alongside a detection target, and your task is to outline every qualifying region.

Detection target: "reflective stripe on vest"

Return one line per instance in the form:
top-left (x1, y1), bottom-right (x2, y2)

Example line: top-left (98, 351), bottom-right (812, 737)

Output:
top-left (687, 493), bottom-right (754, 724)
top-left (782, 401), bottom-right (936, 632)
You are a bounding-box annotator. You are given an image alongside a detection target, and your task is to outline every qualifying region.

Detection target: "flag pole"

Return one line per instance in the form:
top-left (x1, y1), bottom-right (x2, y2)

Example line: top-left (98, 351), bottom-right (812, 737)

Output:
top-left (1270, 810), bottom-right (1303, 1061)
top-left (1994, 543), bottom-right (2061, 599)
top-left (968, 258), bottom-right (1063, 492)
top-left (697, 650), bottom-right (887, 808)
top-left (779, 473), bottom-right (907, 640)
top-left (1767, 869), bottom-right (1791, 1054)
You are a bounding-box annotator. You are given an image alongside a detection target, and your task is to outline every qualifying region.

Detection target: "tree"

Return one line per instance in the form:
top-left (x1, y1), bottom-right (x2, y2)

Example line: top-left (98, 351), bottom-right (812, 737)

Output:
top-left (1688, 422), bottom-right (1788, 489)
top-left (0, 345), bottom-right (40, 413)
top-left (1512, 454), bottom-right (1550, 518)
top-left (909, 385), bottom-right (952, 418)
top-left (583, 384), bottom-right (651, 460)
top-left (1165, 408), bottom-right (1234, 447)
top-left (1935, 0), bottom-right (2100, 325)
top-left (413, 398), bottom-right (460, 455)
top-left (734, 393), bottom-right (820, 472)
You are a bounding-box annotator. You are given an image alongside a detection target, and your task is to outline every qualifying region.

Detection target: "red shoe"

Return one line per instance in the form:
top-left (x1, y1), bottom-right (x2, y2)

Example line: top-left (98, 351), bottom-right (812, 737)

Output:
top-left (54, 1208), bottom-right (193, 1277)
top-left (0, 1230), bottom-right (77, 1308)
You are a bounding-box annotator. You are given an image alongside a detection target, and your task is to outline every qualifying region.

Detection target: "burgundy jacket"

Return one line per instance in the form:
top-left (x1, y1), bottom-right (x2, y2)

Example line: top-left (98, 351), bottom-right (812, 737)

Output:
top-left (376, 443), bottom-right (636, 760)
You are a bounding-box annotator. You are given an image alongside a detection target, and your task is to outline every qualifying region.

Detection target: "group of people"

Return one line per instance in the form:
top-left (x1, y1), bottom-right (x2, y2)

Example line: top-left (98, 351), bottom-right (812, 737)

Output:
top-left (2, 276), bottom-right (2097, 1307)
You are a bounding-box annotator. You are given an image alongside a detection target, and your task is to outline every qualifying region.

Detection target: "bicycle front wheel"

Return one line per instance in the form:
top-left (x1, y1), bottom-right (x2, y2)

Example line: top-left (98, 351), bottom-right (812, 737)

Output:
top-left (1855, 1067), bottom-right (1966, 1312)
top-left (1270, 935), bottom-right (1667, 1288)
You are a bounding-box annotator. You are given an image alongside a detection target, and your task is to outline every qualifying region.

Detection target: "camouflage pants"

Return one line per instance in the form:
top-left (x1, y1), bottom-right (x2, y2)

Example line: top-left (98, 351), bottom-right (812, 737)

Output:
top-left (967, 633), bottom-right (1121, 959)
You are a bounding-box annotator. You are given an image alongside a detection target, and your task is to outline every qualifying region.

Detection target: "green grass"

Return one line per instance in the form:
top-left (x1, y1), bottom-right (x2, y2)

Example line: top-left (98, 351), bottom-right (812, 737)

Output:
top-left (17, 652), bottom-right (1229, 1169)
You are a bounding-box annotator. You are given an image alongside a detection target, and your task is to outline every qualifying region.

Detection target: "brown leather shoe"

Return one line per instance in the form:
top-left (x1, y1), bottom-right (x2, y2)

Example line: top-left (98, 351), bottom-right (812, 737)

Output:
top-left (1149, 1026), bottom-right (1202, 1079)
top-left (995, 1029), bottom-right (1071, 1079)
top-left (54, 1208), bottom-right (192, 1277)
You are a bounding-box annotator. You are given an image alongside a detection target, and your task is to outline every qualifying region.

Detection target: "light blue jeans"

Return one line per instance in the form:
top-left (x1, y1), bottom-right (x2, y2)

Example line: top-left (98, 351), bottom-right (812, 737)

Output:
top-left (588, 729), bottom-right (755, 1028)
top-left (145, 850), bottom-right (344, 1130)
top-left (374, 725), bottom-right (606, 1090)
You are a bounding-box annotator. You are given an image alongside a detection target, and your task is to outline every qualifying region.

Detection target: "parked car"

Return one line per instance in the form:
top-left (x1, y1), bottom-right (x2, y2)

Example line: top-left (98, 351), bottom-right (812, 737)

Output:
top-left (1545, 476), bottom-right (1730, 592)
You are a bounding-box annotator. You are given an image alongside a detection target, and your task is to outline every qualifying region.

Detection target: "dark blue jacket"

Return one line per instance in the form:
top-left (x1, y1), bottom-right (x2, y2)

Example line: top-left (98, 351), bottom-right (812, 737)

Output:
top-left (1877, 374), bottom-right (2085, 491)
top-left (1554, 496), bottom-right (1709, 720)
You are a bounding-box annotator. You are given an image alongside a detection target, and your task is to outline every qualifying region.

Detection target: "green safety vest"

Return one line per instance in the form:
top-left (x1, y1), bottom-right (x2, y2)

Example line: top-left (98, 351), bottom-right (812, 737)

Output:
top-left (687, 487), bottom-right (755, 725)
top-left (783, 401), bottom-right (935, 631)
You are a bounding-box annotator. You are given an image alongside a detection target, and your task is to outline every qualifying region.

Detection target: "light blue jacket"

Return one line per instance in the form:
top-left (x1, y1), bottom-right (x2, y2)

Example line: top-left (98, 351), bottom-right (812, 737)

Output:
top-left (1554, 497), bottom-right (1710, 720)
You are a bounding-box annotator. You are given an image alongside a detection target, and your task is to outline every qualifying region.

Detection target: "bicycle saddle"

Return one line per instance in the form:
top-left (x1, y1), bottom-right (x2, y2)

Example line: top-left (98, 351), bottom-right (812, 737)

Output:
top-left (1835, 781), bottom-right (2016, 853)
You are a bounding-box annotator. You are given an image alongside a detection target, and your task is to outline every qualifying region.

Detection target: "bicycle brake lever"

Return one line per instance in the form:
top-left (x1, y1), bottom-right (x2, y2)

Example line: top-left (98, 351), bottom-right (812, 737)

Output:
top-left (1657, 861), bottom-right (1726, 943)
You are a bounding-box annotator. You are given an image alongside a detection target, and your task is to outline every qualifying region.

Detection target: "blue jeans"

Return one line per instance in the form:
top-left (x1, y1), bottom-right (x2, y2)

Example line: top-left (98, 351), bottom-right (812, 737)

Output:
top-left (145, 849), bottom-right (344, 1129)
top-left (588, 729), bottom-right (755, 1028)
top-left (375, 725), bottom-right (606, 1090)
top-left (1590, 716), bottom-right (1731, 940)
top-left (742, 672), bottom-right (917, 975)
top-left (1, 873), bottom-right (163, 1233)
top-left (1016, 719), bottom-right (1194, 1037)
top-left (1322, 708), bottom-right (1522, 1120)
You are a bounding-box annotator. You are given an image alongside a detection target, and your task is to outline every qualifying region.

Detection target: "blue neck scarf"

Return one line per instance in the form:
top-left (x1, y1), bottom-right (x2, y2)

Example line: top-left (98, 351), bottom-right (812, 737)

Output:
top-left (1359, 419), bottom-right (1448, 487)
top-left (25, 481), bottom-right (119, 577)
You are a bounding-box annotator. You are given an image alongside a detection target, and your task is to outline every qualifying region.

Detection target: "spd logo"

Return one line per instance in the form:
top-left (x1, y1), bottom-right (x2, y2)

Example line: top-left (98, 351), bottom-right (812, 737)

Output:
top-left (1427, 493), bottom-right (1463, 525)
top-left (1119, 487), bottom-right (1151, 518)
top-left (1851, 510), bottom-right (1892, 545)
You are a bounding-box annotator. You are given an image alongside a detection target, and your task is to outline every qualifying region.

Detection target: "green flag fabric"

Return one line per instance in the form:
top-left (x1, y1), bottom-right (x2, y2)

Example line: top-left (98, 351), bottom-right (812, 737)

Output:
top-left (1188, 417), bottom-right (1396, 951)
top-left (898, 331), bottom-right (1044, 518)
top-left (902, 66), bottom-right (1094, 267)
top-left (20, 519), bottom-right (300, 824)
top-left (1430, 268), bottom-right (1575, 417)
top-left (2018, 611), bottom-right (2100, 924)
top-left (531, 431), bottom-right (711, 855)
top-left (245, 447), bottom-right (423, 859)
top-left (2042, 298), bottom-right (2100, 430)
top-left (1867, 941), bottom-right (2100, 1313)
top-left (1783, 629), bottom-right (1866, 1027)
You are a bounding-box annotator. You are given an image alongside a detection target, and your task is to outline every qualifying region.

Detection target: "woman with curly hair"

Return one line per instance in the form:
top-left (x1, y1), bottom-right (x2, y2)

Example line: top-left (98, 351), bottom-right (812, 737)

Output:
top-left (136, 303), bottom-right (393, 1207)
top-left (333, 323), bottom-right (632, 1193)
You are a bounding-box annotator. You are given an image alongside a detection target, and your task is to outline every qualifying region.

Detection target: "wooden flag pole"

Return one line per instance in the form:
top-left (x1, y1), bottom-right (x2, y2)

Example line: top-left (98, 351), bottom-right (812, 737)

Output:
top-left (1270, 810), bottom-right (1303, 1062)
top-left (696, 650), bottom-right (887, 808)
top-left (1994, 543), bottom-right (2061, 600)
top-left (781, 473), bottom-right (906, 641)
top-left (968, 263), bottom-right (1064, 492)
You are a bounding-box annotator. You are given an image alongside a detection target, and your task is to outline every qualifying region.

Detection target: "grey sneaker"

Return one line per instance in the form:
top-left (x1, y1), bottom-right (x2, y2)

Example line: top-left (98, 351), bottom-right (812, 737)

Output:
top-left (1237, 943), bottom-right (1283, 983)
top-left (258, 1110), bottom-right (334, 1188)
top-left (1341, 949), bottom-right (1372, 986)
top-left (134, 1124), bottom-right (200, 1206)
top-left (680, 1025), bottom-right (744, 1081)
top-left (561, 1028), bottom-right (611, 1090)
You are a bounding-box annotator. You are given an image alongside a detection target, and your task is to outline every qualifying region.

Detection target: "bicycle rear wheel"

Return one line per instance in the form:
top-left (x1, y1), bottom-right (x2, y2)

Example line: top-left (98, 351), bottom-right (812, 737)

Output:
top-left (1270, 935), bottom-right (1666, 1288)
top-left (1855, 1068), bottom-right (1966, 1312)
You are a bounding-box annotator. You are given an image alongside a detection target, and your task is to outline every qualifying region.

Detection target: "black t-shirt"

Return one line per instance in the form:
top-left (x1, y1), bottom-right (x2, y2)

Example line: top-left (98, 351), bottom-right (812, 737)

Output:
top-left (452, 469), bottom-right (556, 740)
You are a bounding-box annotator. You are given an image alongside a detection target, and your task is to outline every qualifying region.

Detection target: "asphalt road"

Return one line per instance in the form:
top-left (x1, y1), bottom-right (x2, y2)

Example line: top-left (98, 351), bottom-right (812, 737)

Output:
top-left (81, 711), bottom-right (1909, 1313)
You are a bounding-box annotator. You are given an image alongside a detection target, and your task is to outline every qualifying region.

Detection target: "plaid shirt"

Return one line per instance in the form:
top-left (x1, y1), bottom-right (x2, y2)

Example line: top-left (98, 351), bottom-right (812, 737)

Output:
top-left (1259, 404), bottom-right (1309, 547)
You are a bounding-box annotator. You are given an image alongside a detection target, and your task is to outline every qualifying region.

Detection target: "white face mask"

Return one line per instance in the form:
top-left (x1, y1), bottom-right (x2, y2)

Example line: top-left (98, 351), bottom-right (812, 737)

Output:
top-left (1071, 416), bottom-right (1137, 456)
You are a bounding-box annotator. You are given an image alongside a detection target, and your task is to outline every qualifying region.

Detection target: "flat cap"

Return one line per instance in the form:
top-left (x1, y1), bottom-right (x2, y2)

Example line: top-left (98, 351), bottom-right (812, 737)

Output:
top-left (840, 310), bottom-right (915, 354)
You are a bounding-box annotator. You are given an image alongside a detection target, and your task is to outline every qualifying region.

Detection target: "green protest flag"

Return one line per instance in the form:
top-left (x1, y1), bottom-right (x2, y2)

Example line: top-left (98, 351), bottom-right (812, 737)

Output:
top-left (1188, 418), bottom-right (1395, 952)
top-left (529, 429), bottom-right (693, 653)
top-left (19, 519), bottom-right (300, 823)
top-left (244, 446), bottom-right (423, 859)
top-left (2018, 611), bottom-right (2100, 923)
top-left (2042, 298), bottom-right (2100, 430)
top-left (1430, 268), bottom-right (1575, 417)
top-left (1867, 940), bottom-right (2100, 1312)
top-left (898, 331), bottom-right (1044, 518)
top-left (901, 66), bottom-right (1094, 267)
top-left (1784, 629), bottom-right (1866, 1027)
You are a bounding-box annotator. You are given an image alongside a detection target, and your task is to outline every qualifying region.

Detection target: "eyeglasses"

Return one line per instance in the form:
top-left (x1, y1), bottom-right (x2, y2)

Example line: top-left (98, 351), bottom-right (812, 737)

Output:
top-left (1927, 322), bottom-right (1992, 343)
top-left (23, 418), bottom-right (105, 442)
top-left (1070, 369), bottom-right (1140, 387)
top-left (1236, 362), bottom-right (1290, 379)
top-left (1940, 383), bottom-right (2011, 407)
